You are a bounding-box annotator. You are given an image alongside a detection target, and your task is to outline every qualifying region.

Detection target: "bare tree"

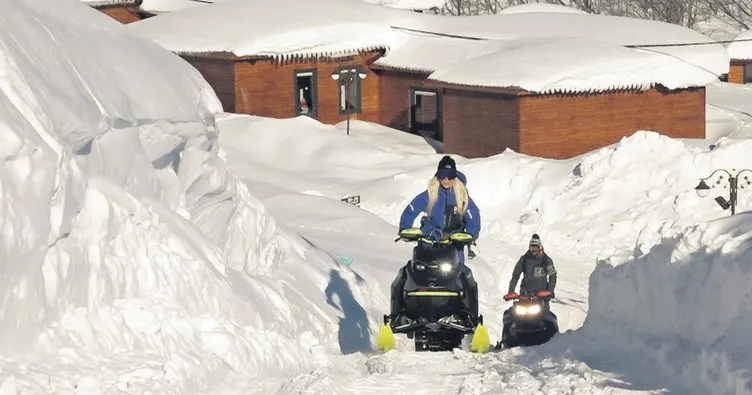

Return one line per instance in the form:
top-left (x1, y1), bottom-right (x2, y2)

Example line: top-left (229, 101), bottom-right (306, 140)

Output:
top-left (701, 0), bottom-right (752, 31)
top-left (437, 0), bottom-right (748, 34)
top-left (626, 0), bottom-right (707, 28)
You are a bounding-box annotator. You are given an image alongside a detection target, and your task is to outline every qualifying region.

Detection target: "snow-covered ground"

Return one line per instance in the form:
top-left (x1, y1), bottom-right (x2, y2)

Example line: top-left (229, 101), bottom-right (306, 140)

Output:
top-left (4, 0), bottom-right (752, 393)
top-left (706, 82), bottom-right (752, 139)
top-left (215, 113), bottom-right (752, 393)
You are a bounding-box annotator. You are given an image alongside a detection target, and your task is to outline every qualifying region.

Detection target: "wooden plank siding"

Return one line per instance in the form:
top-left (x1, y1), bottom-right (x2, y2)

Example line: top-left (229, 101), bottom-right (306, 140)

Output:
top-left (518, 87), bottom-right (705, 158)
top-left (440, 88), bottom-right (521, 158)
top-left (95, 4), bottom-right (142, 23)
top-left (233, 52), bottom-right (382, 125)
top-left (375, 69), bottom-right (431, 131)
top-left (180, 55), bottom-right (236, 112)
top-left (177, 50), bottom-right (707, 160)
top-left (728, 61), bottom-right (748, 84)
top-left (435, 85), bottom-right (704, 159)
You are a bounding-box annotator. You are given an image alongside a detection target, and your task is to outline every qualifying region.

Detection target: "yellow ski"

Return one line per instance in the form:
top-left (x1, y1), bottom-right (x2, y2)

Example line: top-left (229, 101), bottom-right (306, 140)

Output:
top-left (376, 323), bottom-right (396, 351)
top-left (470, 323), bottom-right (491, 353)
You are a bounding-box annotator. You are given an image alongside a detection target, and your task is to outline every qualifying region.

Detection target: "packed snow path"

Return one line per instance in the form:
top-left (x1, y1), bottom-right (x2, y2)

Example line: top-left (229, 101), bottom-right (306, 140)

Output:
top-left (244, 186), bottom-right (695, 395)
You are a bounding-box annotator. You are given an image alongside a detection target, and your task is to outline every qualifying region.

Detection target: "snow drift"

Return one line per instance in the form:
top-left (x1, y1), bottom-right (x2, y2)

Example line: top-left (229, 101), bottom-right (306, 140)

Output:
top-left (582, 212), bottom-right (752, 394)
top-left (0, 0), bottom-right (348, 392)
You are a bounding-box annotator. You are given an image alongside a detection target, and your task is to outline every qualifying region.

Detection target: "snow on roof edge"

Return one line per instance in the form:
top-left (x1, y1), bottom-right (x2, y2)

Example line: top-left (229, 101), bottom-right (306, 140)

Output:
top-left (370, 62), bottom-right (433, 74)
top-left (422, 36), bottom-right (724, 95)
top-left (83, 0), bottom-right (140, 7)
top-left (175, 46), bottom-right (389, 62)
top-left (423, 78), bottom-right (716, 95)
top-left (727, 29), bottom-right (752, 60)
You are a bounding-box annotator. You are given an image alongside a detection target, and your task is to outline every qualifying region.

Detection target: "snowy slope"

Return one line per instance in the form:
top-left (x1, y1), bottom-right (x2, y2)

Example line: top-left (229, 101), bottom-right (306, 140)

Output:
top-left (0, 0), bottom-right (223, 352)
top-left (583, 213), bottom-right (752, 393)
top-left (6, 0), bottom-right (752, 392)
top-left (0, 0), bottom-right (384, 392)
top-left (706, 81), bottom-right (752, 139)
top-left (216, 112), bottom-right (752, 393)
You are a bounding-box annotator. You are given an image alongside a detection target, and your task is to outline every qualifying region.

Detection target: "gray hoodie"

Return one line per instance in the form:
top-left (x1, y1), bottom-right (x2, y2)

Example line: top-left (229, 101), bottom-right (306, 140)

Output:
top-left (507, 251), bottom-right (557, 295)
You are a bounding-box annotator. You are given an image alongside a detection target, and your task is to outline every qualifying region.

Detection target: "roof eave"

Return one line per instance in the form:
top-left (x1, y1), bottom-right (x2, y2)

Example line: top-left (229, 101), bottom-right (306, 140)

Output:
top-left (90, 0), bottom-right (141, 8)
top-left (370, 63), bottom-right (433, 75)
top-left (422, 79), bottom-right (528, 96)
top-left (423, 80), bottom-right (706, 96)
top-left (175, 47), bottom-right (387, 63)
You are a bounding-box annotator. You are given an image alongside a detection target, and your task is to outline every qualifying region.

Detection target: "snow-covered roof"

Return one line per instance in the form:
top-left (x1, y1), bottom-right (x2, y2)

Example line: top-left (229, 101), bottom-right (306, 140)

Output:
top-left (361, 0), bottom-right (446, 10)
top-left (426, 37), bottom-right (721, 94)
top-left (129, 0), bottom-right (729, 93)
top-left (132, 0), bottom-right (406, 59)
top-left (727, 29), bottom-right (752, 60)
top-left (139, 0), bottom-right (199, 13)
top-left (81, 0), bottom-right (138, 6)
top-left (372, 33), bottom-right (507, 73)
top-left (140, 0), bottom-right (442, 15)
top-left (498, 3), bottom-right (587, 14)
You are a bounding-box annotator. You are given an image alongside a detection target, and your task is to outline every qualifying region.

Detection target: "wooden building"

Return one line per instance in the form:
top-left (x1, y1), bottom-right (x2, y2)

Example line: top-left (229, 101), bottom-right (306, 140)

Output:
top-left (420, 83), bottom-right (705, 159)
top-left (179, 50), bottom-right (433, 137)
top-left (130, 0), bottom-right (725, 159)
top-left (373, 36), bottom-right (708, 159)
top-left (87, 0), bottom-right (144, 23)
top-left (177, 42), bottom-right (709, 159)
top-left (726, 30), bottom-right (752, 84)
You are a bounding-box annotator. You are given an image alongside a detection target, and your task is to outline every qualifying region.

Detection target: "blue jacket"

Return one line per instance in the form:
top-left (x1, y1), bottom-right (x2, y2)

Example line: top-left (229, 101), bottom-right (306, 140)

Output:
top-left (399, 171), bottom-right (481, 241)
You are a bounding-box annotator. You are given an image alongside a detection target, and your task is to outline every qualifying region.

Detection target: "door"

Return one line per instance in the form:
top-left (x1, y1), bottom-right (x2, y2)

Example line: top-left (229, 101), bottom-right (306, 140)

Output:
top-left (410, 88), bottom-right (440, 141)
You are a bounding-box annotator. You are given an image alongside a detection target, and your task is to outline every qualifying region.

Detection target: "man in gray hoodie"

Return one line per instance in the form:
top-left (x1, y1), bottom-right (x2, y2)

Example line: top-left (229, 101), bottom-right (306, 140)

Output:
top-left (496, 233), bottom-right (558, 349)
top-left (504, 233), bottom-right (557, 300)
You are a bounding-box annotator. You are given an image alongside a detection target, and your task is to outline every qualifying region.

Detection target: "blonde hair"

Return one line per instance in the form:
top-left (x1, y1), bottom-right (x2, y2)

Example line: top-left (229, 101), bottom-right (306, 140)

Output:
top-left (426, 176), bottom-right (469, 215)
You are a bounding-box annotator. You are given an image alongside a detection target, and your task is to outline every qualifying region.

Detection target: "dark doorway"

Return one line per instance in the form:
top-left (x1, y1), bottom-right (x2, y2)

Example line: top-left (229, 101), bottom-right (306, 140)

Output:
top-left (410, 88), bottom-right (440, 141)
top-left (294, 69), bottom-right (318, 117)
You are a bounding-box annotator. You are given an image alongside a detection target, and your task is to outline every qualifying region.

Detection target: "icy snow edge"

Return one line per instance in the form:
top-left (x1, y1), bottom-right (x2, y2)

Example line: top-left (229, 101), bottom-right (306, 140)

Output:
top-left (581, 213), bottom-right (752, 394)
top-left (426, 37), bottom-right (725, 93)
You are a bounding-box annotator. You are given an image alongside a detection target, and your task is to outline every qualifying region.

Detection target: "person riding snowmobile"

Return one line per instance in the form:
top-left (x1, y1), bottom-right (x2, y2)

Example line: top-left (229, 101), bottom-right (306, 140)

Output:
top-left (390, 155), bottom-right (482, 321)
top-left (504, 233), bottom-right (557, 301)
top-left (498, 233), bottom-right (558, 348)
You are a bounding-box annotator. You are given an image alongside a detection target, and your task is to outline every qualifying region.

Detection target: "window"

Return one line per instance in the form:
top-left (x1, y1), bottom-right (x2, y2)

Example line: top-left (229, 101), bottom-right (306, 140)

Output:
top-left (334, 67), bottom-right (363, 114)
top-left (294, 69), bottom-right (317, 116)
top-left (409, 88), bottom-right (440, 141)
top-left (744, 64), bottom-right (752, 84)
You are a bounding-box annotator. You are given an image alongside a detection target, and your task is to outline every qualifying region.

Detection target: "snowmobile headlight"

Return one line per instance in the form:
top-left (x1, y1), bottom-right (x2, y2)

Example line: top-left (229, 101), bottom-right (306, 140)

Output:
top-left (527, 304), bottom-right (541, 315)
top-left (514, 304), bottom-right (542, 316)
top-left (414, 263), bottom-right (426, 271)
top-left (438, 263), bottom-right (452, 273)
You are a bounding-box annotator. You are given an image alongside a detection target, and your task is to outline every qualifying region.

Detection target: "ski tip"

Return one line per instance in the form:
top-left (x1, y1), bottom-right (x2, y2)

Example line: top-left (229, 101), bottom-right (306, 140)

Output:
top-left (470, 323), bottom-right (491, 353)
top-left (376, 323), bottom-right (396, 351)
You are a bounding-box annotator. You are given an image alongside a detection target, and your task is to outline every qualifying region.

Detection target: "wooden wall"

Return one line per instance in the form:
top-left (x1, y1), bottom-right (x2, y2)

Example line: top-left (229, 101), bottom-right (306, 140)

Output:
top-left (233, 52), bottom-right (382, 125)
top-left (441, 89), bottom-right (521, 158)
top-left (728, 62), bottom-right (747, 84)
top-left (375, 69), bottom-right (430, 131)
top-left (96, 5), bottom-right (142, 23)
top-left (180, 55), bottom-right (236, 112)
top-left (518, 87), bottom-right (705, 158)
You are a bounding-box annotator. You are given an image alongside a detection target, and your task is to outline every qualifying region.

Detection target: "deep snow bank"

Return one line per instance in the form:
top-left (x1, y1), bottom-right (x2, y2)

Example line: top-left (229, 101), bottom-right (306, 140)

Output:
top-left (357, 131), bottom-right (752, 259)
top-left (582, 213), bottom-right (752, 394)
top-left (0, 0), bottom-right (319, 391)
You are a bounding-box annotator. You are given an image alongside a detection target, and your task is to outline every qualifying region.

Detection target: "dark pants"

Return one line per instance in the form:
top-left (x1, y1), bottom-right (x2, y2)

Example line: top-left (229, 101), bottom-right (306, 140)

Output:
top-left (390, 263), bottom-right (478, 318)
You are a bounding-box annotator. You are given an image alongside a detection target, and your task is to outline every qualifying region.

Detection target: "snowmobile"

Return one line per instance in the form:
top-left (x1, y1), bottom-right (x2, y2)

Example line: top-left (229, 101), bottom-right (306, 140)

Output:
top-left (494, 293), bottom-right (558, 350)
top-left (376, 227), bottom-right (491, 353)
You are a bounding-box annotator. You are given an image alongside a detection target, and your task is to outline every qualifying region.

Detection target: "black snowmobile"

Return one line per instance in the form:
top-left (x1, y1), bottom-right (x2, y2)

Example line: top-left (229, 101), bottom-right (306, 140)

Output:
top-left (376, 227), bottom-right (490, 353)
top-left (495, 293), bottom-right (558, 350)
